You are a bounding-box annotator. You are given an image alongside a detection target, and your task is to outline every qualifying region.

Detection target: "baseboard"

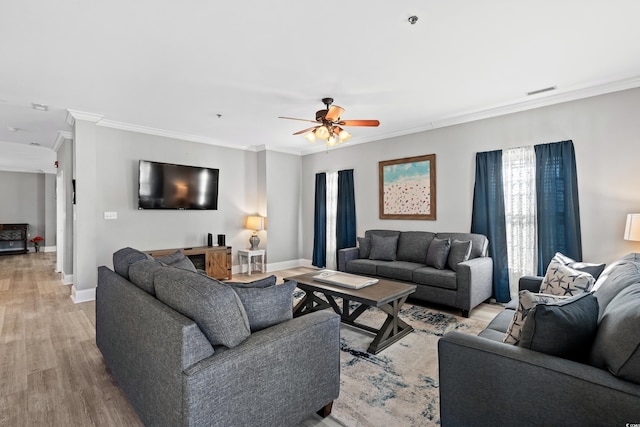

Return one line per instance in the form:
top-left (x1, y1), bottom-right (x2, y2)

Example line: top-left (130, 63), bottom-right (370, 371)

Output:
top-left (71, 285), bottom-right (96, 303)
top-left (43, 245), bottom-right (55, 253)
top-left (61, 273), bottom-right (73, 286)
top-left (265, 258), bottom-right (314, 272)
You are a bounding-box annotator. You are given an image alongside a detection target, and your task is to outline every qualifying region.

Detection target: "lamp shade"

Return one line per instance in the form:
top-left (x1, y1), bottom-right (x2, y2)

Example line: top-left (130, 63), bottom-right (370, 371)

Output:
top-left (246, 216), bottom-right (264, 231)
top-left (624, 214), bottom-right (640, 241)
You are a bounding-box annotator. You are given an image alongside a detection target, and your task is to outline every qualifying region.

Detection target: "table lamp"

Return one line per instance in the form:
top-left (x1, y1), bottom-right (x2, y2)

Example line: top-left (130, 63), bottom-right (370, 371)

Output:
top-left (624, 213), bottom-right (640, 241)
top-left (246, 216), bottom-right (264, 250)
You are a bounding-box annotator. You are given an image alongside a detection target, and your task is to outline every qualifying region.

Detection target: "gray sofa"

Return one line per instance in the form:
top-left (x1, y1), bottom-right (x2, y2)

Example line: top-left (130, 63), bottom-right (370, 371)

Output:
top-left (438, 253), bottom-right (640, 426)
top-left (338, 230), bottom-right (493, 316)
top-left (96, 248), bottom-right (340, 427)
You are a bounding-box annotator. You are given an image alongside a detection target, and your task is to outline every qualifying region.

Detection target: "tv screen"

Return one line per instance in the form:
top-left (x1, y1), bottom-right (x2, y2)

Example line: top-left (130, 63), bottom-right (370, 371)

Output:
top-left (138, 160), bottom-right (219, 210)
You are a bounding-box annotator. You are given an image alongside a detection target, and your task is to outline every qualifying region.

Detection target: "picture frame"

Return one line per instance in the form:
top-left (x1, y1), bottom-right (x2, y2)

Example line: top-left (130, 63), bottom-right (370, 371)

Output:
top-left (379, 154), bottom-right (436, 220)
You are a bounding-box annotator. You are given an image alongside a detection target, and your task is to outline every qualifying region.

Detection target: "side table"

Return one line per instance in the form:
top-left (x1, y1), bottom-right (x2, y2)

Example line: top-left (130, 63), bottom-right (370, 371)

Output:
top-left (238, 249), bottom-right (266, 276)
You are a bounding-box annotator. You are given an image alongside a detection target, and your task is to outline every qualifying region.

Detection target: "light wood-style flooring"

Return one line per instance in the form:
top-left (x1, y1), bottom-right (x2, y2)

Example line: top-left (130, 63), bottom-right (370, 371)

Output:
top-left (0, 252), bottom-right (501, 426)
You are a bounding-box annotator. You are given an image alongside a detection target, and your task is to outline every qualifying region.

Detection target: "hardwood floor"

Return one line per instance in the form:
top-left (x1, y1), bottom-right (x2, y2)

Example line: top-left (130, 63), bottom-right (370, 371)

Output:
top-left (0, 253), bottom-right (501, 426)
top-left (0, 253), bottom-right (142, 426)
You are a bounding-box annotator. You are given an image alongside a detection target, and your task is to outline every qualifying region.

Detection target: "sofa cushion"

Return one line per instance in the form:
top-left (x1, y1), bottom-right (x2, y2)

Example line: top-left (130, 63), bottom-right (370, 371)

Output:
top-left (589, 283), bottom-right (640, 384)
top-left (128, 258), bottom-right (166, 295)
top-left (156, 250), bottom-right (197, 273)
top-left (154, 268), bottom-right (250, 348)
top-left (518, 292), bottom-right (599, 361)
top-left (447, 240), bottom-right (472, 271)
top-left (485, 309), bottom-right (516, 334)
top-left (376, 261), bottom-right (425, 282)
top-left (426, 238), bottom-right (451, 270)
top-left (113, 247), bottom-right (151, 280)
top-left (357, 237), bottom-right (371, 259)
top-left (396, 231), bottom-right (435, 264)
top-left (413, 267), bottom-right (457, 290)
top-left (436, 232), bottom-right (488, 259)
top-left (345, 259), bottom-right (382, 276)
top-left (369, 234), bottom-right (398, 261)
top-left (592, 256), bottom-right (640, 318)
top-left (504, 291), bottom-right (567, 345)
top-left (225, 275), bottom-right (277, 288)
top-left (229, 281), bottom-right (297, 332)
top-left (539, 254), bottom-right (595, 296)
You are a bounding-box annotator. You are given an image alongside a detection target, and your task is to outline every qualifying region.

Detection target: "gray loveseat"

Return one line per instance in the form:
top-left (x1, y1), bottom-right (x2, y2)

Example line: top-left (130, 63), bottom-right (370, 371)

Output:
top-left (438, 253), bottom-right (640, 426)
top-left (96, 248), bottom-right (340, 427)
top-left (338, 230), bottom-right (493, 316)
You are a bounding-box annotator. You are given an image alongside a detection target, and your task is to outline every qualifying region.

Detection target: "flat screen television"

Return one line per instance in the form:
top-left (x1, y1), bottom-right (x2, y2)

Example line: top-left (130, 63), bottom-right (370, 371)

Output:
top-left (138, 160), bottom-right (219, 210)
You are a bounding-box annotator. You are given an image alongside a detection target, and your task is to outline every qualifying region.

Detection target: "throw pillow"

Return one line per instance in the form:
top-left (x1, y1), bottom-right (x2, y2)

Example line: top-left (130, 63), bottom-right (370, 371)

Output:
top-left (155, 250), bottom-right (197, 272)
top-left (156, 250), bottom-right (185, 265)
top-left (504, 290), bottom-right (568, 345)
top-left (230, 280), bottom-right (297, 332)
top-left (369, 234), bottom-right (398, 261)
top-left (553, 252), bottom-right (606, 280)
top-left (539, 255), bottom-right (595, 296)
top-left (357, 237), bottom-right (371, 259)
top-left (426, 238), bottom-right (451, 270)
top-left (113, 247), bottom-right (151, 280)
top-left (589, 283), bottom-right (640, 384)
top-left (225, 275), bottom-right (277, 289)
top-left (154, 268), bottom-right (250, 348)
top-left (518, 292), bottom-right (599, 361)
top-left (447, 240), bottom-right (472, 271)
top-left (128, 258), bottom-right (166, 295)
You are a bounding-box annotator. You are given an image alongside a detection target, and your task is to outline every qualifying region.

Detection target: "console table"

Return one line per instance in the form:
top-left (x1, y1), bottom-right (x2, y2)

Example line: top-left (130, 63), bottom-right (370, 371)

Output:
top-left (145, 246), bottom-right (232, 280)
top-left (0, 223), bottom-right (29, 255)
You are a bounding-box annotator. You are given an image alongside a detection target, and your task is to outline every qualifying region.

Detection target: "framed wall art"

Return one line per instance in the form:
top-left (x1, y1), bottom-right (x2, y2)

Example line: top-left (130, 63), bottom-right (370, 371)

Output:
top-left (379, 154), bottom-right (436, 220)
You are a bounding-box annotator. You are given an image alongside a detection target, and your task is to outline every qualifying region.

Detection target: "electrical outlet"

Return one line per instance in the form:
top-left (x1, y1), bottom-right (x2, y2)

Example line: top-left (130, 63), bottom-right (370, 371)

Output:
top-left (104, 212), bottom-right (118, 220)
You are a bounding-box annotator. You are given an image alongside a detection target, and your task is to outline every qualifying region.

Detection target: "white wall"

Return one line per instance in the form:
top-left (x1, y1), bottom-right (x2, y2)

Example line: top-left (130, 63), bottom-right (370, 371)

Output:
top-left (94, 126), bottom-right (259, 270)
top-left (301, 87), bottom-right (640, 266)
top-left (264, 150), bottom-right (302, 264)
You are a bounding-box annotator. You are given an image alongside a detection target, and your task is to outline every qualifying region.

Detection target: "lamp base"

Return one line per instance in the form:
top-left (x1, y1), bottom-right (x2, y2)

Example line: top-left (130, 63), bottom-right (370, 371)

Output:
top-left (249, 234), bottom-right (260, 251)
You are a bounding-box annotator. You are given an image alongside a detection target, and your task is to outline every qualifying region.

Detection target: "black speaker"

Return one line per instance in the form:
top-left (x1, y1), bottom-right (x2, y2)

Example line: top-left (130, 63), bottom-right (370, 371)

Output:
top-left (207, 233), bottom-right (213, 247)
top-left (217, 234), bottom-right (226, 246)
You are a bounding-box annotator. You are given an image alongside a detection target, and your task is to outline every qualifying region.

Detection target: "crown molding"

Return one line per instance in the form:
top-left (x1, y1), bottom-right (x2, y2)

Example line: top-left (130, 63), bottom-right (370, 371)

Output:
top-left (97, 119), bottom-right (253, 152)
top-left (53, 131), bottom-right (73, 152)
top-left (62, 75), bottom-right (640, 158)
top-left (66, 110), bottom-right (104, 126)
top-left (299, 74), bottom-right (640, 156)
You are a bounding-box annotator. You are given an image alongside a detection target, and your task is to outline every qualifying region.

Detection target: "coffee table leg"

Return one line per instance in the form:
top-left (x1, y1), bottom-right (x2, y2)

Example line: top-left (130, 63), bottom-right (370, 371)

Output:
top-left (293, 290), bottom-right (333, 317)
top-left (367, 295), bottom-right (413, 354)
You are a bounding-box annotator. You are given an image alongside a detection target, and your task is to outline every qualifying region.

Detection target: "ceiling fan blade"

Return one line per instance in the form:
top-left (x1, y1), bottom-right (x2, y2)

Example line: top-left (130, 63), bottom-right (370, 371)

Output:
top-left (325, 105), bottom-right (345, 122)
top-left (293, 126), bottom-right (319, 135)
top-left (338, 120), bottom-right (380, 127)
top-left (278, 116), bottom-right (320, 124)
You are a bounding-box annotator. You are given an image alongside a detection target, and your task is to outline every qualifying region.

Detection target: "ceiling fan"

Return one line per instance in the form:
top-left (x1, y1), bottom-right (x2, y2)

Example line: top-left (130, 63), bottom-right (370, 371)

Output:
top-left (279, 97), bottom-right (380, 145)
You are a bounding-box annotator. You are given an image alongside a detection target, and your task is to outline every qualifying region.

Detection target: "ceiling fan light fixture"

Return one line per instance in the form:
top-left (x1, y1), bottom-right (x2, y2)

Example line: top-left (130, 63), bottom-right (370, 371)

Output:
top-left (315, 125), bottom-right (330, 140)
top-left (327, 135), bottom-right (337, 146)
top-left (338, 128), bottom-right (351, 142)
top-left (305, 132), bottom-right (316, 143)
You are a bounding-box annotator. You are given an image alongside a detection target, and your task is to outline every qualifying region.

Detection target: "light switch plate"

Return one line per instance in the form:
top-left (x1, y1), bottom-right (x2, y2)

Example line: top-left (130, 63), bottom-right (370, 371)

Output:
top-left (104, 212), bottom-right (118, 220)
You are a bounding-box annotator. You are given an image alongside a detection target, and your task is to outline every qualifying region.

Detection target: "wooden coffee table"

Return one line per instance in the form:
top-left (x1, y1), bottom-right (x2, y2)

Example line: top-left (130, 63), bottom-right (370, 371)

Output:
top-left (285, 272), bottom-right (416, 354)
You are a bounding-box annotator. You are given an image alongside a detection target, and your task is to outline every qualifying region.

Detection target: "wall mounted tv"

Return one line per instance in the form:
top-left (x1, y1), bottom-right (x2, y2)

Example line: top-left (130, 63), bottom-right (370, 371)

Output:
top-left (138, 160), bottom-right (219, 210)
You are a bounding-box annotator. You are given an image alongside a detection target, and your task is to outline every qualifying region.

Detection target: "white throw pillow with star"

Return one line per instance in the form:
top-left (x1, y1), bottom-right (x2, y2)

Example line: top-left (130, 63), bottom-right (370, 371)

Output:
top-left (539, 255), bottom-right (595, 296)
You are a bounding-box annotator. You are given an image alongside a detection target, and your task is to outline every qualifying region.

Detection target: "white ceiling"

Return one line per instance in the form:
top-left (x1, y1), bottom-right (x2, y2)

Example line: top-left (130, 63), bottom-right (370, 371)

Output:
top-left (2, 1), bottom-right (640, 174)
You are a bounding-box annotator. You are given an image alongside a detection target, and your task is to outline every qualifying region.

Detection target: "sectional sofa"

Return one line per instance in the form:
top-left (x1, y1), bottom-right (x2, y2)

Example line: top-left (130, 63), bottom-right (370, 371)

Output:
top-left (438, 253), bottom-right (640, 426)
top-left (338, 229), bottom-right (493, 316)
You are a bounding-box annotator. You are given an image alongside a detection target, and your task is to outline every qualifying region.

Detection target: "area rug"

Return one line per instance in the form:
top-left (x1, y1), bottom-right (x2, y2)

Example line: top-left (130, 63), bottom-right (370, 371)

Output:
top-left (305, 298), bottom-right (488, 427)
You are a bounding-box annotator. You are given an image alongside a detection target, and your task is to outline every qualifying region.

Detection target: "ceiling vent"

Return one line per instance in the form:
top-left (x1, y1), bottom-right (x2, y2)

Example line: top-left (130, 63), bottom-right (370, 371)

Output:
top-left (526, 86), bottom-right (557, 96)
top-left (31, 102), bottom-right (48, 111)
